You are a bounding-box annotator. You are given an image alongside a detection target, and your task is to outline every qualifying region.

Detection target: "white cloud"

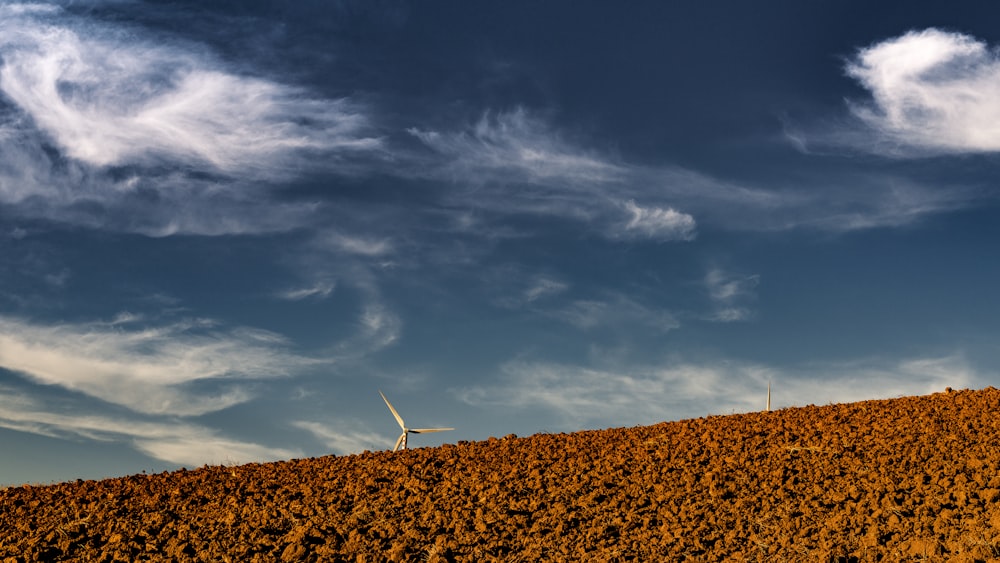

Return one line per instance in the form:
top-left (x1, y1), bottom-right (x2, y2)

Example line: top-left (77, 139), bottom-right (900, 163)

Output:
top-left (359, 305), bottom-right (401, 348)
top-left (455, 355), bottom-right (981, 429)
top-left (846, 28), bottom-right (1000, 155)
top-left (0, 301), bottom-right (407, 466)
top-left (0, 6), bottom-right (377, 173)
top-left (703, 268), bottom-right (759, 322)
top-left (547, 294), bottom-right (679, 333)
top-left (706, 269), bottom-right (755, 301)
top-left (708, 307), bottom-right (752, 323)
top-left (409, 108), bottom-right (625, 185)
top-left (0, 3), bottom-right (379, 236)
top-left (491, 270), bottom-right (569, 309)
top-left (777, 356), bottom-right (980, 408)
top-left (524, 277), bottom-right (569, 303)
top-left (323, 233), bottom-right (394, 257)
top-left (705, 268), bottom-right (758, 300)
top-left (133, 434), bottom-right (300, 468)
top-left (456, 360), bottom-right (771, 427)
top-left (333, 303), bottom-right (402, 359)
top-left (292, 420), bottom-right (386, 454)
top-left (409, 110), bottom-right (706, 242)
top-left (620, 199), bottom-right (696, 241)
top-left (0, 315), bottom-right (318, 416)
top-left (408, 108), bottom-right (959, 238)
top-left (277, 281), bottom-right (336, 301)
top-left (0, 387), bottom-right (299, 466)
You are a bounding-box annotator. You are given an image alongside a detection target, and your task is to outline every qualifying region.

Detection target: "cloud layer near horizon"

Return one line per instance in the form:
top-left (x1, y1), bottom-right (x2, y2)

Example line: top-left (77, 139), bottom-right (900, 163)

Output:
top-left (0, 386), bottom-right (301, 466)
top-left (455, 355), bottom-right (981, 429)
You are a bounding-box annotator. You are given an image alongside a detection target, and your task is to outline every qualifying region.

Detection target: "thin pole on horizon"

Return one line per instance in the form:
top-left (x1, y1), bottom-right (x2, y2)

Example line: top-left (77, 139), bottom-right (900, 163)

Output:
top-left (767, 381), bottom-right (771, 412)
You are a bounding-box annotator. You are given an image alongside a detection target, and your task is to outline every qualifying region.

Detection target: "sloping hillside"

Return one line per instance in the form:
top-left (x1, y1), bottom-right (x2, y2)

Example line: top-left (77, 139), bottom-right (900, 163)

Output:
top-left (3, 388), bottom-right (1000, 562)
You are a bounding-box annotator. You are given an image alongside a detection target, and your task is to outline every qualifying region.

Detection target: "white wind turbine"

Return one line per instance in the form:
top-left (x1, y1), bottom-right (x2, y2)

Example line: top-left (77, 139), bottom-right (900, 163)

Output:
top-left (379, 391), bottom-right (454, 452)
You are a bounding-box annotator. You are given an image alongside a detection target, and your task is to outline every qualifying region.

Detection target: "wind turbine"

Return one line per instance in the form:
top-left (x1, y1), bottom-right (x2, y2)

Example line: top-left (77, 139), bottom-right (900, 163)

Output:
top-left (379, 391), bottom-right (454, 452)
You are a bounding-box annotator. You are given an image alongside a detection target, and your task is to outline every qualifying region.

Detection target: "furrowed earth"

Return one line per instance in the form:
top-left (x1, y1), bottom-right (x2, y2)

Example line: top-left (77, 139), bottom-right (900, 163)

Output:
top-left (3, 387), bottom-right (1000, 562)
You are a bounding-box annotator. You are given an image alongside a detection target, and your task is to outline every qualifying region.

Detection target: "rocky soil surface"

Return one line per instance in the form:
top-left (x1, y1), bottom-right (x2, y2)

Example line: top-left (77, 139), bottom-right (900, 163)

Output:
top-left (3, 387), bottom-right (1000, 562)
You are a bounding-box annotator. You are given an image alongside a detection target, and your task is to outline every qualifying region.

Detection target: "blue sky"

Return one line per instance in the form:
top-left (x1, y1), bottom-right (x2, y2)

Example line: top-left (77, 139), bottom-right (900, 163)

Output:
top-left (2, 0), bottom-right (1000, 485)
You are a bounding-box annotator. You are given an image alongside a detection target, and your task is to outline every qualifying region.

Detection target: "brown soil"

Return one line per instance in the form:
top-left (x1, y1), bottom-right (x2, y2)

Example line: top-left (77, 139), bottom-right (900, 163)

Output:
top-left (3, 387), bottom-right (1000, 562)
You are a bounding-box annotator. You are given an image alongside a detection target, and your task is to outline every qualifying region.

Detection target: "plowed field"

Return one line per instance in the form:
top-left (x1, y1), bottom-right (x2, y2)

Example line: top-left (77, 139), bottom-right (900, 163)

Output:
top-left (3, 387), bottom-right (1000, 562)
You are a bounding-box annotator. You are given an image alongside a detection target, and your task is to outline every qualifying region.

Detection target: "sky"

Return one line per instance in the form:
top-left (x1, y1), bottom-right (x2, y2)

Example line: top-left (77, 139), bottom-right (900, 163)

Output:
top-left (2, 0), bottom-right (1000, 485)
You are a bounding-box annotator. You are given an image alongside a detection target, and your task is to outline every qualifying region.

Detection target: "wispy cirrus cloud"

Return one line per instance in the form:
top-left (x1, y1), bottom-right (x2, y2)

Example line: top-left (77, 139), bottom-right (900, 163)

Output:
top-left (488, 267), bottom-right (569, 309)
top-left (409, 108), bottom-right (626, 185)
top-left (276, 281), bottom-right (336, 301)
top-left (523, 277), bottom-right (569, 304)
top-left (546, 293), bottom-right (679, 333)
top-left (619, 199), bottom-right (696, 241)
top-left (704, 267), bottom-right (759, 322)
top-left (133, 433), bottom-right (300, 468)
top-left (407, 107), bottom-right (975, 239)
top-left (0, 387), bottom-right (300, 466)
top-left (320, 232), bottom-right (394, 257)
top-left (455, 355), bottom-right (980, 429)
top-left (292, 420), bottom-right (385, 454)
top-left (785, 356), bottom-right (981, 406)
top-left (0, 2), bottom-right (380, 235)
top-left (659, 165), bottom-right (986, 234)
top-left (845, 28), bottom-right (1000, 156)
top-left (408, 108), bottom-right (704, 242)
top-left (0, 3), bottom-right (377, 174)
top-left (456, 359), bottom-right (773, 427)
top-left (332, 303), bottom-right (402, 360)
top-left (0, 315), bottom-right (318, 416)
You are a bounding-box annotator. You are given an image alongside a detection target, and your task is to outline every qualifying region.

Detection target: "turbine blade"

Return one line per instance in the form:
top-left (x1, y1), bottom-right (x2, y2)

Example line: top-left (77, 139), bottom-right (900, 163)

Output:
top-left (409, 428), bottom-right (455, 434)
top-left (379, 391), bottom-right (406, 430)
top-left (393, 433), bottom-right (405, 452)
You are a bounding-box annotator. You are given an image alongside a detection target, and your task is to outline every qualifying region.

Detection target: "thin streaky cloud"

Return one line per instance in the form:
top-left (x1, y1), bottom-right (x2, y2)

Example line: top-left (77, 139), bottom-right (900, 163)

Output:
top-left (277, 281), bottom-right (336, 301)
top-left (292, 420), bottom-right (385, 455)
top-left (0, 315), bottom-right (318, 416)
top-left (332, 302), bottom-right (402, 360)
top-left (788, 178), bottom-right (980, 232)
top-left (673, 168), bottom-right (984, 234)
top-left (408, 109), bottom-right (704, 242)
top-left (133, 435), bottom-right (301, 468)
top-left (407, 108), bottom-right (968, 238)
top-left (321, 233), bottom-right (394, 257)
top-left (780, 356), bottom-right (981, 408)
top-left (708, 307), bottom-right (753, 323)
top-left (409, 108), bottom-right (626, 185)
top-left (545, 293), bottom-right (679, 333)
top-left (490, 269), bottom-right (569, 310)
top-left (0, 389), bottom-right (299, 466)
top-left (524, 277), bottom-right (569, 303)
top-left (455, 360), bottom-right (770, 427)
top-left (455, 355), bottom-right (978, 429)
top-left (704, 267), bottom-right (759, 322)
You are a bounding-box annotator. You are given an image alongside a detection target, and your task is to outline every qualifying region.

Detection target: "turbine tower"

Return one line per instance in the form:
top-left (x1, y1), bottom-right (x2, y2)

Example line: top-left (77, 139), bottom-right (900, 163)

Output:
top-left (379, 391), bottom-right (454, 452)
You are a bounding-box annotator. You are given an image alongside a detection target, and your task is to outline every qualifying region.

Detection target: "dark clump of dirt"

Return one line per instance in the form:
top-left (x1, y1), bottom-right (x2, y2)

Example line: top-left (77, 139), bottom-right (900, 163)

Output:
top-left (4, 387), bottom-right (1000, 562)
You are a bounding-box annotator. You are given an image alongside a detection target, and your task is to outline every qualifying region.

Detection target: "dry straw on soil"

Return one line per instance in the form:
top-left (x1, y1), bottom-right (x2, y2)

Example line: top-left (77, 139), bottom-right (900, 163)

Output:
top-left (3, 387), bottom-right (1000, 562)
